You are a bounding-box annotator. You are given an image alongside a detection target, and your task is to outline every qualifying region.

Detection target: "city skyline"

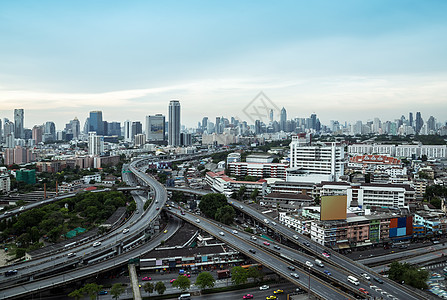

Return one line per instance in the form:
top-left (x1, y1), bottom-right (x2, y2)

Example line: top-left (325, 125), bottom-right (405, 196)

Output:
top-left (1, 1), bottom-right (447, 128)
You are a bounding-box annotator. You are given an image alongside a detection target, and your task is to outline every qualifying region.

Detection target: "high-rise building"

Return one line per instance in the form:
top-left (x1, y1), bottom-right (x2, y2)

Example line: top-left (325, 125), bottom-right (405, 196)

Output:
top-left (280, 107), bottom-right (287, 132)
top-left (215, 117), bottom-right (221, 134)
top-left (132, 121), bottom-right (142, 140)
top-left (44, 121), bottom-right (56, 142)
top-left (108, 122), bottom-right (121, 136)
top-left (134, 133), bottom-right (146, 147)
top-left (427, 116), bottom-right (436, 132)
top-left (202, 117), bottom-right (208, 132)
top-left (146, 114), bottom-right (165, 142)
top-left (88, 132), bottom-right (104, 156)
top-left (269, 109), bottom-right (274, 123)
top-left (32, 125), bottom-right (43, 144)
top-left (415, 112), bottom-right (423, 134)
top-left (409, 112), bottom-right (414, 128)
top-left (14, 109), bottom-right (24, 139)
top-left (124, 120), bottom-right (132, 142)
top-left (168, 100), bottom-right (181, 146)
top-left (89, 111), bottom-right (104, 135)
top-left (180, 133), bottom-right (192, 146)
top-left (0, 118), bottom-right (2, 143)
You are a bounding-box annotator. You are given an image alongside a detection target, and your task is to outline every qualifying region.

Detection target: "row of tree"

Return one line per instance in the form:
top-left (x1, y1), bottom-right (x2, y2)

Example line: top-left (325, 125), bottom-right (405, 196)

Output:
top-left (198, 193), bottom-right (235, 225)
top-left (388, 261), bottom-right (429, 289)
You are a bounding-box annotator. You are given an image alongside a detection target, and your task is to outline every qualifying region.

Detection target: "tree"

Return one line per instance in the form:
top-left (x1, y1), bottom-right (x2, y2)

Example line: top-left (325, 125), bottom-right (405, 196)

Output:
top-left (388, 261), bottom-right (428, 289)
top-left (247, 266), bottom-right (262, 283)
top-left (143, 282), bottom-right (154, 294)
top-left (82, 283), bottom-right (103, 300)
top-left (198, 193), bottom-right (228, 218)
top-left (250, 189), bottom-right (259, 201)
top-left (68, 288), bottom-right (84, 300)
top-left (172, 275), bottom-right (191, 291)
top-left (215, 205), bottom-right (235, 225)
top-left (231, 266), bottom-right (248, 285)
top-left (237, 185), bottom-right (247, 200)
top-left (110, 283), bottom-right (125, 300)
top-left (195, 272), bottom-right (215, 290)
top-left (155, 281), bottom-right (166, 295)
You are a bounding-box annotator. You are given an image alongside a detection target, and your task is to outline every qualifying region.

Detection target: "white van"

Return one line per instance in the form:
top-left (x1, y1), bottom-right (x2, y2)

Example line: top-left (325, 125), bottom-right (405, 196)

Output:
top-left (314, 259), bottom-right (324, 268)
top-left (178, 293), bottom-right (191, 300)
top-left (347, 275), bottom-right (359, 285)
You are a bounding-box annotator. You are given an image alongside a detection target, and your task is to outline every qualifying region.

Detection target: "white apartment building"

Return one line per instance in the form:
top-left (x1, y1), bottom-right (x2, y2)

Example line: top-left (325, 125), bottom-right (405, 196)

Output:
top-left (288, 135), bottom-right (345, 183)
top-left (88, 132), bottom-right (104, 156)
top-left (0, 175), bottom-right (11, 193)
top-left (228, 162), bottom-right (288, 179)
top-left (348, 143), bottom-right (446, 159)
top-left (83, 174), bottom-right (102, 184)
top-left (205, 171), bottom-right (266, 198)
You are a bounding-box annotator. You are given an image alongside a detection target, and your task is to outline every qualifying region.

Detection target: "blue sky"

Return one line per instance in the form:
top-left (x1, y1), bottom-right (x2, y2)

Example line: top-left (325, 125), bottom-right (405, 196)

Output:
top-left (1, 0), bottom-right (446, 129)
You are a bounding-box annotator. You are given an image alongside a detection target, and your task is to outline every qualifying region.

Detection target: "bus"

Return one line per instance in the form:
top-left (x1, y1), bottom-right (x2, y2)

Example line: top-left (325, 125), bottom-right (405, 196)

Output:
top-left (347, 275), bottom-right (359, 286)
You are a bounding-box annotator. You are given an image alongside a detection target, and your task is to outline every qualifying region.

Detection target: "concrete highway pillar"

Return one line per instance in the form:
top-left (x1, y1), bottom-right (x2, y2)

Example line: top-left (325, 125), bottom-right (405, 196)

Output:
top-left (128, 264), bottom-right (142, 300)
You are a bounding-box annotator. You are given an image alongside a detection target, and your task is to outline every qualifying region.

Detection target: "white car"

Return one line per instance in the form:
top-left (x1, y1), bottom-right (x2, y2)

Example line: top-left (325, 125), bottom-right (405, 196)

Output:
top-left (196, 219), bottom-right (200, 223)
top-left (232, 230), bottom-right (238, 234)
top-left (361, 273), bottom-right (371, 280)
top-left (122, 228), bottom-right (129, 234)
top-left (251, 236), bottom-right (257, 240)
top-left (219, 232), bottom-right (225, 236)
top-left (93, 241), bottom-right (101, 247)
top-left (305, 261), bottom-right (313, 267)
top-left (259, 285), bottom-right (269, 290)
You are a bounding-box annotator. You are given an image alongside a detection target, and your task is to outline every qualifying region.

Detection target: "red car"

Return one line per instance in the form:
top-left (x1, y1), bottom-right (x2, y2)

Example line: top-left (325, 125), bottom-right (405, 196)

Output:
top-left (170, 278), bottom-right (176, 283)
top-left (359, 288), bottom-right (369, 295)
top-left (142, 276), bottom-right (151, 281)
top-left (243, 294), bottom-right (254, 299)
top-left (263, 241), bottom-right (270, 246)
top-left (183, 274), bottom-right (191, 278)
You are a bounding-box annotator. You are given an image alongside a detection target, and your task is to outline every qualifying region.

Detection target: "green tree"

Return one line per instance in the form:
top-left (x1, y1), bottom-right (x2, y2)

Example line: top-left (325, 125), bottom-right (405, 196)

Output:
top-left (250, 189), bottom-right (259, 201)
top-left (388, 261), bottom-right (428, 289)
top-left (195, 272), bottom-right (215, 290)
top-left (172, 275), bottom-right (191, 291)
top-left (198, 193), bottom-right (228, 218)
top-left (82, 283), bottom-right (103, 300)
top-left (215, 205), bottom-right (235, 225)
top-left (110, 283), bottom-right (125, 300)
top-left (143, 282), bottom-right (154, 294)
top-left (68, 288), bottom-right (84, 300)
top-left (231, 266), bottom-right (248, 285)
top-left (155, 281), bottom-right (166, 295)
top-left (247, 266), bottom-right (262, 283)
top-left (237, 185), bottom-right (247, 200)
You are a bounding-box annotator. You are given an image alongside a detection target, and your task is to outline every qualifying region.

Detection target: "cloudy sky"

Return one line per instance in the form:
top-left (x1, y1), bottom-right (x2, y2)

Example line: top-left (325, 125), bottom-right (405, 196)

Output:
top-left (1, 0), bottom-right (446, 129)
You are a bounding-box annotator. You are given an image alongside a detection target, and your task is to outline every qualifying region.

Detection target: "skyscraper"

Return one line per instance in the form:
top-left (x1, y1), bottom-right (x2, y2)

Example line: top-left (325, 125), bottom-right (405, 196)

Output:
top-left (415, 112), bottom-right (423, 134)
top-left (89, 111), bottom-right (104, 135)
top-left (202, 117), bottom-right (208, 132)
top-left (32, 125), bottom-right (43, 144)
top-left (409, 112), bottom-right (413, 128)
top-left (146, 114), bottom-right (165, 142)
top-left (44, 121), bottom-right (56, 142)
top-left (124, 120), bottom-right (132, 142)
top-left (280, 107), bottom-right (287, 132)
top-left (14, 109), bottom-right (24, 139)
top-left (168, 100), bottom-right (181, 146)
top-left (88, 132), bottom-right (104, 156)
top-left (132, 121), bottom-right (142, 140)
top-left (71, 117), bottom-right (80, 139)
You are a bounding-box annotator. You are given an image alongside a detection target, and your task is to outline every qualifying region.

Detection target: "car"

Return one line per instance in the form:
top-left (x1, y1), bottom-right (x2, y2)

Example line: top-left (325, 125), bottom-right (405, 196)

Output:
top-left (232, 230), bottom-right (238, 234)
top-left (168, 207), bottom-right (172, 210)
top-left (305, 261), bottom-right (313, 267)
top-left (324, 270), bottom-right (332, 276)
top-left (322, 252), bottom-right (330, 258)
top-left (273, 289), bottom-right (283, 294)
top-left (304, 242), bottom-right (310, 247)
top-left (271, 221), bottom-right (277, 225)
top-left (290, 272), bottom-right (300, 278)
top-left (170, 278), bottom-right (176, 283)
top-left (263, 241), bottom-right (270, 246)
top-left (249, 249), bottom-right (256, 254)
top-left (374, 277), bottom-right (384, 284)
top-left (219, 231), bottom-right (225, 236)
top-left (361, 273), bottom-right (371, 280)
top-left (251, 236), bottom-right (257, 240)
top-left (273, 245), bottom-right (281, 250)
top-left (196, 219), bottom-right (200, 223)
top-left (293, 235), bottom-right (299, 239)
top-left (19, 206), bottom-right (24, 211)
top-left (359, 288), bottom-right (370, 295)
top-left (142, 276), bottom-right (151, 281)
top-left (183, 273), bottom-right (191, 278)
top-left (243, 294), bottom-right (254, 299)
top-left (164, 229), bottom-right (168, 234)
top-left (266, 296), bottom-right (276, 300)
top-left (288, 265), bottom-right (295, 271)
top-left (4, 270), bottom-right (17, 276)
top-left (93, 241), bottom-right (101, 247)
top-left (122, 228), bottom-right (129, 234)
top-left (98, 290), bottom-right (108, 295)
top-left (67, 252), bottom-right (76, 257)
top-left (259, 285), bottom-right (270, 290)
top-left (181, 211), bottom-right (185, 215)
top-left (156, 207), bottom-right (159, 210)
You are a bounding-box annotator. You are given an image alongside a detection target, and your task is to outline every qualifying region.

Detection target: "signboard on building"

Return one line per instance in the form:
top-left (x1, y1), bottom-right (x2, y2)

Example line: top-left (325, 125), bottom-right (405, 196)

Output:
top-left (320, 195), bottom-right (347, 221)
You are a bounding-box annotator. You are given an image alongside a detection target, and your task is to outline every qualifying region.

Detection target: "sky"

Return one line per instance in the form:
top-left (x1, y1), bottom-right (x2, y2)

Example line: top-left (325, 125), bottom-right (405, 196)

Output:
top-left (1, 0), bottom-right (447, 129)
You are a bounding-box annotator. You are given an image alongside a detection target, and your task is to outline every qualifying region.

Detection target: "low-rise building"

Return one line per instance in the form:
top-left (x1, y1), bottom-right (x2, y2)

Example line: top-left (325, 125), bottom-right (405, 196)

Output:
top-left (228, 162), bottom-right (288, 179)
top-left (83, 174), bottom-right (101, 184)
top-left (205, 171), bottom-right (266, 198)
top-left (262, 192), bottom-right (313, 211)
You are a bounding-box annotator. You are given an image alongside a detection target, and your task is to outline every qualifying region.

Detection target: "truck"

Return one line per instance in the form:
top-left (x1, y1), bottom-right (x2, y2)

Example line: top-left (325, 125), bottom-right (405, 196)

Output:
top-left (217, 269), bottom-right (231, 279)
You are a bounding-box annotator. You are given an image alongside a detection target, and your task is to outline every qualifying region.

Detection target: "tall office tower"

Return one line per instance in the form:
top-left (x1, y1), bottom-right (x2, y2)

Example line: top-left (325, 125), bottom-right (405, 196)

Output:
top-left (255, 120), bottom-right (262, 134)
top-left (44, 121), bottom-right (56, 142)
top-left (3, 119), bottom-right (14, 140)
top-left (89, 111), bottom-right (104, 135)
top-left (124, 120), bottom-right (132, 142)
top-left (88, 132), bottom-right (104, 156)
top-left (180, 133), bottom-right (192, 146)
top-left (409, 112), bottom-right (414, 128)
top-left (202, 117), bottom-right (208, 132)
top-left (14, 109), bottom-right (24, 139)
top-left (215, 117), bottom-right (221, 134)
top-left (310, 113), bottom-right (317, 130)
top-left (373, 118), bottom-right (381, 134)
top-left (103, 121), bottom-right (108, 136)
top-left (427, 116), bottom-right (436, 132)
top-left (146, 114), bottom-right (165, 142)
top-left (0, 118), bottom-right (2, 143)
top-left (32, 125), bottom-right (43, 144)
top-left (131, 121), bottom-right (142, 140)
top-left (108, 122), bottom-right (121, 136)
top-left (270, 109), bottom-right (274, 123)
top-left (83, 118), bottom-right (89, 134)
top-left (71, 117), bottom-right (80, 139)
top-left (280, 107), bottom-right (287, 131)
top-left (415, 112), bottom-right (423, 134)
top-left (168, 100), bottom-right (181, 146)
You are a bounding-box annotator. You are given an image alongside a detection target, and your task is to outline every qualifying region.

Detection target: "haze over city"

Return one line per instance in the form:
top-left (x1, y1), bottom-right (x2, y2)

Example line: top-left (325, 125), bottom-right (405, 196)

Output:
top-left (1, 0), bottom-right (447, 128)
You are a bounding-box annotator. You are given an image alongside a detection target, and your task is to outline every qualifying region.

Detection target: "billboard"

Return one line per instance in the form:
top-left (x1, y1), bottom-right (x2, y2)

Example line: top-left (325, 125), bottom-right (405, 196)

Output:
top-left (320, 195), bottom-right (347, 221)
